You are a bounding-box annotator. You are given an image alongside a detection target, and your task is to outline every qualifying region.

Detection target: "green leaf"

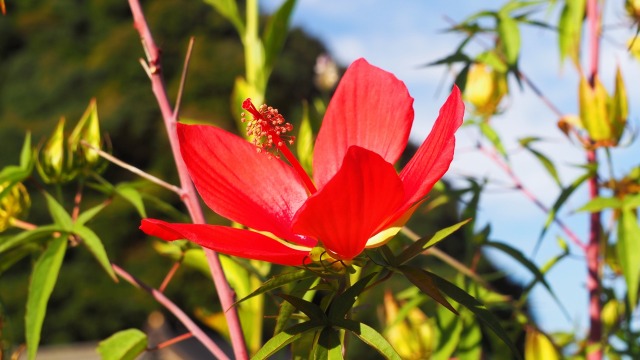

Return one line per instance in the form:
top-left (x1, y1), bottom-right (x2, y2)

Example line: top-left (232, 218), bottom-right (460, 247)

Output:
top-left (484, 241), bottom-right (569, 320)
top-left (479, 122), bottom-right (507, 158)
top-left (432, 300), bottom-right (462, 360)
top-left (279, 294), bottom-right (327, 323)
top-left (333, 319), bottom-right (402, 360)
top-left (0, 133), bottom-right (34, 198)
top-left (400, 266), bottom-right (457, 315)
top-left (522, 145), bottom-right (562, 186)
top-left (425, 52), bottom-right (472, 67)
top-left (0, 225), bottom-right (59, 254)
top-left (430, 272), bottom-right (523, 360)
top-left (115, 184), bottom-right (147, 218)
top-left (622, 193), bottom-right (640, 209)
top-left (457, 317), bottom-right (483, 360)
top-left (203, 0), bottom-right (245, 35)
top-left (236, 268), bottom-right (315, 306)
top-left (43, 192), bottom-right (73, 231)
top-left (577, 196), bottom-right (622, 213)
top-left (275, 276), bottom-right (319, 334)
top-left (75, 202), bottom-right (109, 226)
top-left (26, 235), bottom-right (67, 360)
top-left (328, 272), bottom-right (377, 320)
top-left (262, 0), bottom-right (297, 72)
top-left (252, 321), bottom-right (323, 360)
top-left (617, 209), bottom-right (640, 307)
top-left (314, 327), bottom-right (343, 360)
top-left (73, 224), bottom-right (116, 281)
top-left (0, 244), bottom-right (38, 275)
top-left (97, 328), bottom-right (148, 360)
top-left (476, 50), bottom-right (508, 73)
top-left (497, 13), bottom-right (520, 65)
top-left (397, 219), bottom-right (471, 265)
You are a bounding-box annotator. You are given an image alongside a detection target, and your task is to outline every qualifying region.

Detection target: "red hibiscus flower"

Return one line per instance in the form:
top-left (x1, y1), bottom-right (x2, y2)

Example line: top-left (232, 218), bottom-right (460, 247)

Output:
top-left (140, 58), bottom-right (464, 266)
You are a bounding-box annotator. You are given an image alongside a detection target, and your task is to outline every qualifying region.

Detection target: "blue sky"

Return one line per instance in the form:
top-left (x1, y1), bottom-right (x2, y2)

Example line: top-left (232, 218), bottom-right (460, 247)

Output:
top-left (260, 0), bottom-right (640, 335)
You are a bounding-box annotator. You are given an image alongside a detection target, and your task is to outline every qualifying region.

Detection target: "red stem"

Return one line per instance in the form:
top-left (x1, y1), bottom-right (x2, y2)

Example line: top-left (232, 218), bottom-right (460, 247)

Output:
top-left (127, 1), bottom-right (248, 359)
top-left (586, 0), bottom-right (603, 358)
top-left (112, 265), bottom-right (230, 360)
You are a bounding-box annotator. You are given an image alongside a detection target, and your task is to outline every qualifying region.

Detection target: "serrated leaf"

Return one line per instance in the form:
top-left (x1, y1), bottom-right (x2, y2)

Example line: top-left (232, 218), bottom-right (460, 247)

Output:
top-left (328, 272), bottom-right (377, 320)
top-left (262, 0), bottom-right (297, 72)
top-left (75, 202), bottom-right (109, 226)
top-left (0, 225), bottom-right (59, 254)
top-left (314, 327), bottom-right (343, 360)
top-left (479, 122), bottom-right (507, 158)
top-left (115, 184), bottom-right (147, 218)
top-left (430, 272), bottom-right (523, 360)
top-left (279, 294), bottom-right (327, 323)
top-left (333, 319), bottom-right (402, 360)
top-left (26, 235), bottom-right (67, 360)
top-left (617, 209), bottom-right (640, 306)
top-left (43, 192), bottom-right (72, 231)
top-left (236, 268), bottom-right (315, 306)
top-left (497, 13), bottom-right (520, 65)
top-left (252, 321), bottom-right (323, 360)
top-left (400, 266), bottom-right (457, 315)
top-left (73, 224), bottom-right (116, 281)
top-left (97, 328), bottom-right (148, 360)
top-left (397, 219), bottom-right (471, 265)
top-left (203, 0), bottom-right (244, 35)
top-left (577, 196), bottom-right (622, 213)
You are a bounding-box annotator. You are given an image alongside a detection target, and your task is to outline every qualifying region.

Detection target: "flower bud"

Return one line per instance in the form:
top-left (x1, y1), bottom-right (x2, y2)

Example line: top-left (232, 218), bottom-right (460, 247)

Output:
top-left (524, 327), bottom-right (561, 360)
top-left (0, 182), bottom-right (31, 232)
top-left (69, 99), bottom-right (106, 174)
top-left (464, 63), bottom-right (508, 117)
top-left (36, 118), bottom-right (77, 184)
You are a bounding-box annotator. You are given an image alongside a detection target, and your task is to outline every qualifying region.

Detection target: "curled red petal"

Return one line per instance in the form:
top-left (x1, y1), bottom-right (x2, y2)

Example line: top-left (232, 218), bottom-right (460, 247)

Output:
top-left (140, 219), bottom-right (311, 266)
top-left (292, 146), bottom-right (404, 260)
top-left (398, 86), bottom-right (464, 212)
top-left (177, 123), bottom-right (313, 246)
top-left (313, 58), bottom-right (414, 189)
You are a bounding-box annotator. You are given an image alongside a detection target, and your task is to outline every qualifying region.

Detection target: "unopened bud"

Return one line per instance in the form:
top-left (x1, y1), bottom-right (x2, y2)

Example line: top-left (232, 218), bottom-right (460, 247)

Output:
top-left (0, 182), bottom-right (30, 232)
top-left (69, 99), bottom-right (106, 173)
top-left (36, 118), bottom-right (76, 184)
top-left (464, 63), bottom-right (508, 117)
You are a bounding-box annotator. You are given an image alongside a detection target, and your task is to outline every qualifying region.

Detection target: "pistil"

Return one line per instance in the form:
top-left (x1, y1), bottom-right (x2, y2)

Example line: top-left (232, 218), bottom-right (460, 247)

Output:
top-left (242, 99), bottom-right (317, 195)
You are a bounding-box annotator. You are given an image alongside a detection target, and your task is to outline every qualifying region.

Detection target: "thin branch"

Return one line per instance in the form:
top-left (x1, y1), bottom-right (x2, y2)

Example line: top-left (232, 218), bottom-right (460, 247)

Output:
top-left (150, 332), bottom-right (194, 351)
top-left (80, 140), bottom-right (183, 196)
top-left (173, 37), bottom-right (195, 122)
top-left (127, 1), bottom-right (248, 358)
top-left (159, 257), bottom-right (184, 293)
top-left (112, 264), bottom-right (230, 360)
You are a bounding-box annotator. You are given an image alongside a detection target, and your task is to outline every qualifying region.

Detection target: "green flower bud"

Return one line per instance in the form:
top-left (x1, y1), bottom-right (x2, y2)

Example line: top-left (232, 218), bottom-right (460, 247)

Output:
top-left (464, 63), bottom-right (508, 117)
top-left (0, 182), bottom-right (31, 232)
top-left (36, 118), bottom-right (77, 184)
top-left (69, 99), bottom-right (107, 174)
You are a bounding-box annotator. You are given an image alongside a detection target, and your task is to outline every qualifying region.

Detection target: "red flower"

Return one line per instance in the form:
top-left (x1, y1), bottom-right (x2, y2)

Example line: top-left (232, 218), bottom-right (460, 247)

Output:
top-left (140, 58), bottom-right (464, 266)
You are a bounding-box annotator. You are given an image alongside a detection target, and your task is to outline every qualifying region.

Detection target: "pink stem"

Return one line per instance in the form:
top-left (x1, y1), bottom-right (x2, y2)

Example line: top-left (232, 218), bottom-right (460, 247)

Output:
top-left (112, 265), bottom-right (230, 360)
top-left (585, 1), bottom-right (603, 358)
top-left (127, 1), bottom-right (248, 359)
top-left (479, 145), bottom-right (587, 252)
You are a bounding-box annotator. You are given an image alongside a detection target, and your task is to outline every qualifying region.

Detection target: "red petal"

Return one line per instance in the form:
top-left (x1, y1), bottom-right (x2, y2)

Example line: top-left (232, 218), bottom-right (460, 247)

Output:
top-left (140, 219), bottom-right (311, 266)
top-left (398, 86), bottom-right (464, 211)
top-left (313, 58), bottom-right (413, 189)
top-left (178, 123), bottom-right (313, 246)
top-left (292, 146), bottom-right (404, 260)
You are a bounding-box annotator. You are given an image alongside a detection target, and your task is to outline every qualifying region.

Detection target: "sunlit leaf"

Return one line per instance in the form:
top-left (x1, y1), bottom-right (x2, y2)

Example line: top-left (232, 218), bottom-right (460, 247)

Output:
top-left (334, 319), bottom-right (402, 360)
top-left (43, 192), bottom-right (72, 231)
top-left (296, 102), bottom-right (314, 174)
top-left (203, 0), bottom-right (245, 35)
top-left (279, 294), bottom-right (327, 323)
top-left (400, 266), bottom-right (457, 315)
top-left (115, 184), bottom-right (147, 218)
top-left (397, 218), bottom-right (471, 265)
top-left (558, 0), bottom-right (585, 66)
top-left (236, 268), bottom-right (315, 306)
top-left (73, 224), bottom-right (116, 281)
top-left (457, 318), bottom-right (482, 360)
top-left (497, 13), bottom-right (520, 65)
top-left (262, 0), bottom-right (297, 72)
top-left (617, 209), bottom-right (640, 306)
top-left (525, 327), bottom-right (561, 360)
top-left (328, 272), bottom-right (377, 320)
top-left (97, 328), bottom-right (148, 360)
top-left (252, 321), bottom-right (323, 360)
top-left (0, 133), bottom-right (33, 198)
top-left (479, 122), bottom-right (507, 158)
top-left (275, 276), bottom-right (319, 334)
top-left (577, 196), bottom-right (622, 212)
top-left (314, 327), bottom-right (343, 360)
top-left (75, 202), bottom-right (109, 226)
top-left (0, 225), bottom-right (59, 254)
top-left (522, 145), bottom-right (562, 186)
top-left (432, 300), bottom-right (462, 360)
top-left (26, 235), bottom-right (67, 360)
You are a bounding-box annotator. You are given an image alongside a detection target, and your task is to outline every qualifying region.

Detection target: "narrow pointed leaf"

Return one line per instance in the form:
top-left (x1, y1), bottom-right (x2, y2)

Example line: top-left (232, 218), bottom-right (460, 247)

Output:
top-left (26, 235), bottom-right (67, 360)
top-left (397, 218), bottom-right (471, 265)
top-left (73, 224), bottom-right (116, 281)
top-left (400, 266), bottom-right (457, 314)
top-left (278, 294), bottom-right (327, 323)
top-left (115, 184), bottom-right (147, 218)
top-left (497, 13), bottom-right (520, 65)
top-left (523, 146), bottom-right (561, 186)
top-left (0, 225), bottom-right (59, 254)
top-left (314, 327), bottom-right (343, 360)
top-left (328, 272), bottom-right (377, 320)
top-left (432, 302), bottom-right (463, 360)
top-left (617, 209), bottom-right (640, 306)
top-left (0, 133), bottom-right (34, 192)
top-left (333, 319), bottom-right (402, 360)
top-left (97, 329), bottom-right (148, 360)
top-left (479, 122), bottom-right (507, 158)
top-left (262, 0), bottom-right (297, 71)
top-left (75, 202), bottom-right (109, 226)
top-left (558, 0), bottom-right (585, 65)
top-left (43, 192), bottom-right (73, 231)
top-left (252, 321), bottom-right (324, 360)
top-left (275, 276), bottom-right (319, 334)
top-left (577, 196), bottom-right (622, 213)
top-left (296, 102), bottom-right (314, 174)
top-left (429, 272), bottom-right (523, 359)
top-left (235, 269), bottom-right (315, 306)
top-left (203, 0), bottom-right (244, 35)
